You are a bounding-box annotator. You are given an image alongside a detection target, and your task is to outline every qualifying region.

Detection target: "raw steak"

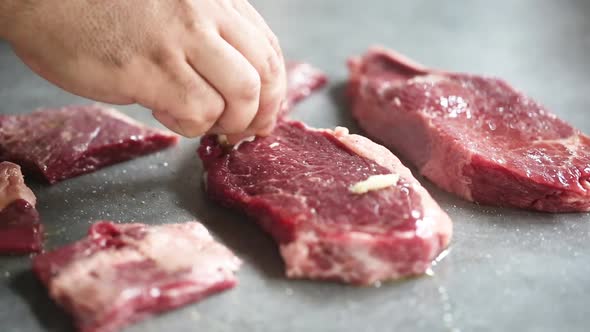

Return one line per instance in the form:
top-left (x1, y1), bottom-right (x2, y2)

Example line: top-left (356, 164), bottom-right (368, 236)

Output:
top-left (0, 105), bottom-right (179, 184)
top-left (199, 121), bottom-right (452, 285)
top-left (0, 161), bottom-right (42, 254)
top-left (348, 47), bottom-right (590, 212)
top-left (33, 221), bottom-right (241, 332)
top-left (283, 61), bottom-right (328, 113)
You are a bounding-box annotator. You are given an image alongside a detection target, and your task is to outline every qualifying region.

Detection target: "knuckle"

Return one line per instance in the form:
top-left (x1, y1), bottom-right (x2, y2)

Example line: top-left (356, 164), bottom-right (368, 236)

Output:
top-left (203, 98), bottom-right (225, 123)
top-left (178, 78), bottom-right (201, 102)
top-left (175, 0), bottom-right (197, 18)
top-left (259, 52), bottom-right (282, 84)
top-left (184, 19), bottom-right (199, 32)
top-left (149, 47), bottom-right (176, 68)
top-left (268, 34), bottom-right (281, 55)
top-left (234, 73), bottom-right (261, 101)
top-left (183, 17), bottom-right (210, 33)
top-left (267, 34), bottom-right (284, 62)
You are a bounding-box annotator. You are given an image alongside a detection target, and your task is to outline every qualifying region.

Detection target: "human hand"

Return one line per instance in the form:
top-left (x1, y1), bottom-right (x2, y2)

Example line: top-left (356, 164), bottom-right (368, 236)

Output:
top-left (2, 0), bottom-right (286, 138)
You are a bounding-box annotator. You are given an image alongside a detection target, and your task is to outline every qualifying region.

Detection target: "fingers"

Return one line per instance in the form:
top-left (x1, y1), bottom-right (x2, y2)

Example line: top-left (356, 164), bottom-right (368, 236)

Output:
top-left (231, 0), bottom-right (284, 60)
top-left (152, 110), bottom-right (183, 135)
top-left (186, 30), bottom-right (260, 135)
top-left (134, 1), bottom-right (286, 139)
top-left (130, 51), bottom-right (225, 137)
top-left (226, 1), bottom-right (286, 134)
top-left (217, 12), bottom-right (285, 136)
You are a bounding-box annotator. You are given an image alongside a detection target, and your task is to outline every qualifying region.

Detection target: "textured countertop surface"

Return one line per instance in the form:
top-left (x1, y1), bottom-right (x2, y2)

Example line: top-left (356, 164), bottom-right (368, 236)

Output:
top-left (1, 1), bottom-right (590, 331)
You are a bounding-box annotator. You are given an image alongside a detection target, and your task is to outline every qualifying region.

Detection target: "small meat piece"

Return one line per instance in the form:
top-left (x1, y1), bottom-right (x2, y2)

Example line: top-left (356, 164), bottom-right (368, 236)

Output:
top-left (348, 47), bottom-right (590, 212)
top-left (199, 121), bottom-right (452, 285)
top-left (33, 221), bottom-right (241, 332)
top-left (283, 61), bottom-right (328, 112)
top-left (0, 105), bottom-right (179, 184)
top-left (0, 162), bottom-right (42, 254)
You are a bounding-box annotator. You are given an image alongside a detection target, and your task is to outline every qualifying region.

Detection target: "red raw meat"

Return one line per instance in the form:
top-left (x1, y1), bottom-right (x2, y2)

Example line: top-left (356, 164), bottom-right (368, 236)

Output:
top-left (0, 161), bottom-right (42, 254)
top-left (33, 221), bottom-right (241, 332)
top-left (0, 105), bottom-right (179, 184)
top-left (348, 47), bottom-right (590, 212)
top-left (199, 64), bottom-right (451, 285)
top-left (283, 61), bottom-right (328, 112)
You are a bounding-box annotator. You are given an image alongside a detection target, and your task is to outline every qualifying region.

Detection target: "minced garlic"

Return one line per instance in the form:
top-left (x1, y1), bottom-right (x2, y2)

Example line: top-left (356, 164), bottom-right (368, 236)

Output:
top-left (349, 174), bottom-right (400, 194)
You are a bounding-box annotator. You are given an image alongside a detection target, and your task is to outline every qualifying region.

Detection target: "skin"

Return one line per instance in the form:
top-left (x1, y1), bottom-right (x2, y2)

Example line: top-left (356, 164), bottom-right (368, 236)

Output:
top-left (0, 0), bottom-right (286, 140)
